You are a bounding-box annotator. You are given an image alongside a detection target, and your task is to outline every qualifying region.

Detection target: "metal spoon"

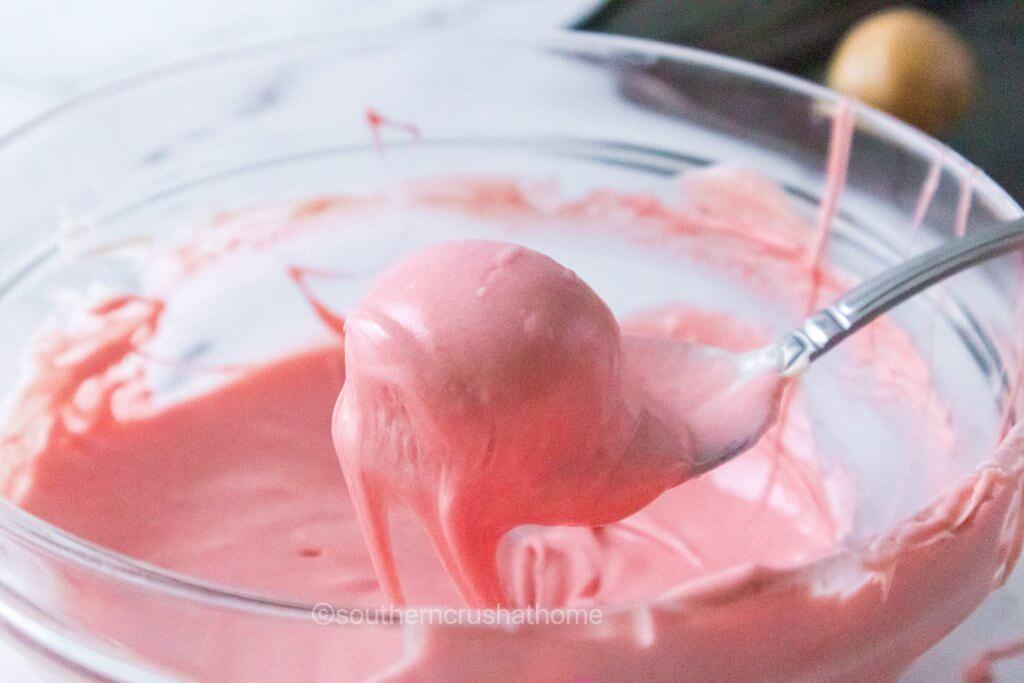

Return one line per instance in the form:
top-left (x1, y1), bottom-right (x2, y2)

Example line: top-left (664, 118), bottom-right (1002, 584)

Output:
top-left (627, 217), bottom-right (1024, 477)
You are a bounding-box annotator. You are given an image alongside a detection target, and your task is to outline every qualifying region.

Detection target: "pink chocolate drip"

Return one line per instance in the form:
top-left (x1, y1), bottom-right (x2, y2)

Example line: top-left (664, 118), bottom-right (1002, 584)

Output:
top-left (964, 637), bottom-right (1024, 682)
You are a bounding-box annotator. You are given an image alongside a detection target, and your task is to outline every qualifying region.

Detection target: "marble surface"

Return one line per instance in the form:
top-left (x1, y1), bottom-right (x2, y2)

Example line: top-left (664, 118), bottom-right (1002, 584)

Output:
top-left (0, 0), bottom-right (601, 133)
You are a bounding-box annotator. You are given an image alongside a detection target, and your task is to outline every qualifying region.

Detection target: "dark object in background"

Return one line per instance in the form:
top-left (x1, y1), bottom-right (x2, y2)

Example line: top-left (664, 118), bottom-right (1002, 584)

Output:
top-left (579, 0), bottom-right (894, 72)
top-left (579, 1), bottom-right (1024, 203)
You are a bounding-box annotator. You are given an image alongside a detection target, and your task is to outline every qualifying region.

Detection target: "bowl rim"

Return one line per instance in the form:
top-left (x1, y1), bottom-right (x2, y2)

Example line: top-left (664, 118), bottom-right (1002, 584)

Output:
top-left (0, 25), bottom-right (1021, 632)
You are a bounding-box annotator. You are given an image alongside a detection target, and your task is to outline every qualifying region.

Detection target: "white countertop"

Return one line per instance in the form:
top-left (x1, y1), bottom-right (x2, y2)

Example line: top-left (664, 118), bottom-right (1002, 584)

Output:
top-left (0, 0), bottom-right (600, 133)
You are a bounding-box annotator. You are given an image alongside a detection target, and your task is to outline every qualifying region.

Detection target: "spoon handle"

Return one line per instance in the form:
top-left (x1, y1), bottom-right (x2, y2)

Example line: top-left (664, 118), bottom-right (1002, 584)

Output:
top-left (777, 216), bottom-right (1024, 375)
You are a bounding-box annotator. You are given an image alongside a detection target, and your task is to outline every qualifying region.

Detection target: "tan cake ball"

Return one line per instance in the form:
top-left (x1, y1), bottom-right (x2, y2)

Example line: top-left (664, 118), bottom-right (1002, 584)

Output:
top-left (827, 8), bottom-right (978, 134)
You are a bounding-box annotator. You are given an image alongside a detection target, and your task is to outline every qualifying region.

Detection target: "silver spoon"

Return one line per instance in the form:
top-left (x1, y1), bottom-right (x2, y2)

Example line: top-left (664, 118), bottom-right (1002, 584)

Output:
top-left (629, 217), bottom-right (1024, 477)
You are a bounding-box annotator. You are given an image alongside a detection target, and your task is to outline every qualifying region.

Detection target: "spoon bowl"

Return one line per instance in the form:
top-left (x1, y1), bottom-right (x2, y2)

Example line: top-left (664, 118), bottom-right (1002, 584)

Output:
top-left (655, 216), bottom-right (1024, 474)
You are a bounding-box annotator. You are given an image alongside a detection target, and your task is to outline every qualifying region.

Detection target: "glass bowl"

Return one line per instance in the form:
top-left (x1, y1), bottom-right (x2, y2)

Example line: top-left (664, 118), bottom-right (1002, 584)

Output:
top-left (0, 29), bottom-right (1021, 681)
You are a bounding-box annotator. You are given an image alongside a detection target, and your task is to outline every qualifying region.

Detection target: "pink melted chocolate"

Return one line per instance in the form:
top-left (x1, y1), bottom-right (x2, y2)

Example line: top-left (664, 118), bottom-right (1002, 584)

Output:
top-left (335, 238), bottom-right (786, 608)
top-left (0, 111), bottom-right (1022, 679)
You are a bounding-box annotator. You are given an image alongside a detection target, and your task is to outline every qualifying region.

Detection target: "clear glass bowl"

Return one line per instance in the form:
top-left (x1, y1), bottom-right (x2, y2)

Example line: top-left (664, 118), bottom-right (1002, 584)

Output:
top-left (0, 29), bottom-right (1021, 680)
